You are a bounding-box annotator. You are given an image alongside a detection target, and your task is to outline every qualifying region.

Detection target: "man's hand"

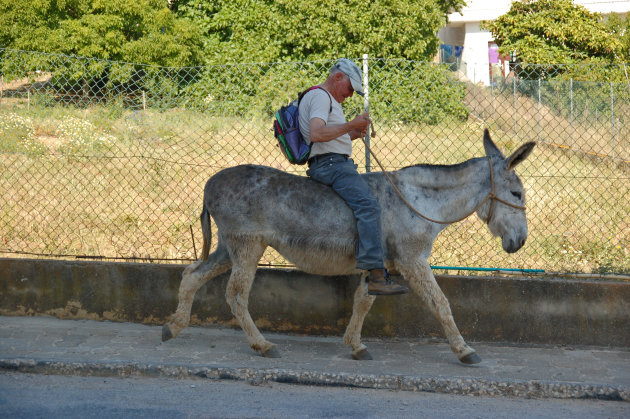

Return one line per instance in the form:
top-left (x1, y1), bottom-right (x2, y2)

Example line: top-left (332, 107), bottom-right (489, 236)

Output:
top-left (349, 112), bottom-right (371, 132)
top-left (349, 128), bottom-right (367, 140)
top-left (349, 112), bottom-right (371, 140)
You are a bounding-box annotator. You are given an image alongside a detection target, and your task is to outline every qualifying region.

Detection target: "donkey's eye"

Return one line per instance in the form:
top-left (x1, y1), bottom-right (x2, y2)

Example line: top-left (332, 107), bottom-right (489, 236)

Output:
top-left (511, 191), bottom-right (522, 200)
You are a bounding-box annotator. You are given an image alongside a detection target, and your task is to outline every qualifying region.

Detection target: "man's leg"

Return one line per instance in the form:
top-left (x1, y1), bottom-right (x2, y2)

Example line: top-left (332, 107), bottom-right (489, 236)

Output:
top-left (327, 160), bottom-right (383, 270)
top-left (308, 157), bottom-right (407, 295)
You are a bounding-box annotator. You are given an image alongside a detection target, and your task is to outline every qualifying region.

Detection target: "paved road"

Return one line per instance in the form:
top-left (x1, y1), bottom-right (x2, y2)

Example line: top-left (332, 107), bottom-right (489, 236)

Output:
top-left (2, 372), bottom-right (629, 418)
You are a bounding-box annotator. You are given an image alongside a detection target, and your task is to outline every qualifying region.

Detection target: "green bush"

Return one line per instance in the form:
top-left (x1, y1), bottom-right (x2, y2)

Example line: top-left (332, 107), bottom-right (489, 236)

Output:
top-left (368, 60), bottom-right (468, 124)
top-left (181, 59), bottom-right (469, 124)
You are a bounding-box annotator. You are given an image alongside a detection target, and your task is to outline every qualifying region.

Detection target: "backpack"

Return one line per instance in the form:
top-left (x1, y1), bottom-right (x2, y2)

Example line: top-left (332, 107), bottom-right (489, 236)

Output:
top-left (273, 86), bottom-right (332, 165)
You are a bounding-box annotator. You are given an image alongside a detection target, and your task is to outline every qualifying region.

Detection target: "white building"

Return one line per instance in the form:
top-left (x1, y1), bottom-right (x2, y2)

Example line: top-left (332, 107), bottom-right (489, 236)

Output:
top-left (439, 0), bottom-right (630, 85)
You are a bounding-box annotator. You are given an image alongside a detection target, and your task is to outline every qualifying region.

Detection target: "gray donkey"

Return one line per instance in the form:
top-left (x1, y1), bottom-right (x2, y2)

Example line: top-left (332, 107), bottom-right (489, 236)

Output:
top-left (162, 129), bottom-right (535, 364)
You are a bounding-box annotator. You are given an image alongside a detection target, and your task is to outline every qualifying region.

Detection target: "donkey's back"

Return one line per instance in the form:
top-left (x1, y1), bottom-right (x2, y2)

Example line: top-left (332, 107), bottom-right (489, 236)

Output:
top-left (204, 164), bottom-right (356, 232)
top-left (203, 164), bottom-right (361, 274)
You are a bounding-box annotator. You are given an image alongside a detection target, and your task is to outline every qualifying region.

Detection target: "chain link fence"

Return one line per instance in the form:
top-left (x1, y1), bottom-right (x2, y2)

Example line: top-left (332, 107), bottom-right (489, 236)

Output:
top-left (1, 49), bottom-right (628, 275)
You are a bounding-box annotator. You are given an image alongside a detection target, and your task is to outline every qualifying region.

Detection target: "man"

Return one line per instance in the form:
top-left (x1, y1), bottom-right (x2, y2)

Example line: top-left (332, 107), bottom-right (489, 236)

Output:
top-left (298, 58), bottom-right (408, 296)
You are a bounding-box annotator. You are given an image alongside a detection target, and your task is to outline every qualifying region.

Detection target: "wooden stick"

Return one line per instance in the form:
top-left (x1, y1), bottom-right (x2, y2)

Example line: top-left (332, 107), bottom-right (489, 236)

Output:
top-left (189, 225), bottom-right (197, 260)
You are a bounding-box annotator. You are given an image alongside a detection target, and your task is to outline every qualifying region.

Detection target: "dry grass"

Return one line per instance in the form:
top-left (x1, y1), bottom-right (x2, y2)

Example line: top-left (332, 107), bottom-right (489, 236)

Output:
top-left (0, 96), bottom-right (628, 274)
top-left (465, 82), bottom-right (630, 162)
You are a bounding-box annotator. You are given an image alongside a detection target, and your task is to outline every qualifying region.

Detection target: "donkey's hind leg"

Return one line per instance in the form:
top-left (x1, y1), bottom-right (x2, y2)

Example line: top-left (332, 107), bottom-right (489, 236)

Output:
top-left (162, 243), bottom-right (231, 342)
top-left (224, 236), bottom-right (278, 357)
top-left (343, 272), bottom-right (376, 360)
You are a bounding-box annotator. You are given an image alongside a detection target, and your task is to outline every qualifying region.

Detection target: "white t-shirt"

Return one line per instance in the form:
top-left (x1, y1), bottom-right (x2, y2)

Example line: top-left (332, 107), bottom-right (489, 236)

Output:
top-left (298, 88), bottom-right (352, 157)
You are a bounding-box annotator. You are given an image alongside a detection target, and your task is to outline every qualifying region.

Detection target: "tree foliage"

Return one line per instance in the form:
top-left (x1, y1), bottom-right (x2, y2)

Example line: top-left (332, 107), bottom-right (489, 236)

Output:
top-left (605, 12), bottom-right (630, 62)
top-left (483, 0), bottom-right (622, 65)
top-left (485, 2), bottom-right (627, 123)
top-left (176, 0), bottom-right (465, 64)
top-left (0, 0), bottom-right (203, 66)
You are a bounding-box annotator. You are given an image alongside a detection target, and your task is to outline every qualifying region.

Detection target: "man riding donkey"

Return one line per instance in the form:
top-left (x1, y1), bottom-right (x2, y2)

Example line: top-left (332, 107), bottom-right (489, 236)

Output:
top-left (299, 58), bottom-right (408, 296)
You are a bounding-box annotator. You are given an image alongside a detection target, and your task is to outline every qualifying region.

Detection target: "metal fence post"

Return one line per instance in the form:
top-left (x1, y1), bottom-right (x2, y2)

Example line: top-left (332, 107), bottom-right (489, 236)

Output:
top-left (611, 82), bottom-right (615, 159)
top-left (491, 79), bottom-right (495, 118)
top-left (473, 66), bottom-right (477, 116)
top-left (513, 76), bottom-right (517, 135)
top-left (538, 78), bottom-right (542, 142)
top-left (363, 54), bottom-right (371, 173)
top-left (570, 78), bottom-right (574, 148)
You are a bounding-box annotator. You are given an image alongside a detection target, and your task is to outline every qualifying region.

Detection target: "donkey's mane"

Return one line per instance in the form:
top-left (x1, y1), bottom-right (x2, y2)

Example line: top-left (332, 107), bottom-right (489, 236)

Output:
top-left (390, 156), bottom-right (490, 190)
top-left (400, 156), bottom-right (486, 172)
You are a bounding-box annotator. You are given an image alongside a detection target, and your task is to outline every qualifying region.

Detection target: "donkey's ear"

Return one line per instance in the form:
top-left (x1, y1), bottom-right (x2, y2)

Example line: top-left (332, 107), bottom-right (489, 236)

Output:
top-left (506, 142), bottom-right (536, 171)
top-left (483, 129), bottom-right (505, 159)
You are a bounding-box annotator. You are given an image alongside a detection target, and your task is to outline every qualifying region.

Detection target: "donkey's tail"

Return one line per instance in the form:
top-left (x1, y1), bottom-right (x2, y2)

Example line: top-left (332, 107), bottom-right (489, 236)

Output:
top-left (199, 206), bottom-right (212, 261)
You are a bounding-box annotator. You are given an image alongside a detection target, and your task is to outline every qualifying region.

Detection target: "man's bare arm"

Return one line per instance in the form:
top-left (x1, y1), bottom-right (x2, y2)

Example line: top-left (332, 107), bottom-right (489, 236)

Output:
top-left (310, 112), bottom-right (370, 143)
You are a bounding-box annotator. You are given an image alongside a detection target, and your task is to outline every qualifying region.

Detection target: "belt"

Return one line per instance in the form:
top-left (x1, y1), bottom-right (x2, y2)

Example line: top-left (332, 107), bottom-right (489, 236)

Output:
top-left (307, 153), bottom-right (348, 167)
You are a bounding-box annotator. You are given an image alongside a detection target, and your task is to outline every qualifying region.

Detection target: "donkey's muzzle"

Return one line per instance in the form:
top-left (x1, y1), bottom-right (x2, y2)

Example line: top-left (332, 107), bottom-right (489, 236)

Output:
top-left (503, 236), bottom-right (526, 253)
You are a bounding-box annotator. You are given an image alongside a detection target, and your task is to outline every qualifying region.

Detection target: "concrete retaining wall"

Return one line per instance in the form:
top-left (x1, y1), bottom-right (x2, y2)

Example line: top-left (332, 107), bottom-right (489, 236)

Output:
top-left (1, 258), bottom-right (628, 346)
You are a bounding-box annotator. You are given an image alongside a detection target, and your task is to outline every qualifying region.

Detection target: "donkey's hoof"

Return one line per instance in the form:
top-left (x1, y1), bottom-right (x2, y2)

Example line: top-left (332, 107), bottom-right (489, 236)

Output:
top-left (161, 324), bottom-right (173, 342)
top-left (459, 352), bottom-right (482, 365)
top-left (261, 346), bottom-right (281, 358)
top-left (352, 349), bottom-right (373, 360)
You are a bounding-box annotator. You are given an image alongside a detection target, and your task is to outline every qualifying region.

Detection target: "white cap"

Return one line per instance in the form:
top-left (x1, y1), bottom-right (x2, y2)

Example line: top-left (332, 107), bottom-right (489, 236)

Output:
top-left (332, 58), bottom-right (364, 96)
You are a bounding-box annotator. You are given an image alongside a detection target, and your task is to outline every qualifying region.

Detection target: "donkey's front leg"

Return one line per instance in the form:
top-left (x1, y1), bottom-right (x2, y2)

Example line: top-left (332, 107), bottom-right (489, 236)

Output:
top-left (343, 272), bottom-right (377, 360)
top-left (399, 258), bottom-right (481, 364)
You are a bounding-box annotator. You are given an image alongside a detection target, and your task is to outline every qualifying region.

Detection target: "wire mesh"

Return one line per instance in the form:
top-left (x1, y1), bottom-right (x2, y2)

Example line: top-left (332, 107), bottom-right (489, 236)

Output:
top-left (0, 49), bottom-right (628, 274)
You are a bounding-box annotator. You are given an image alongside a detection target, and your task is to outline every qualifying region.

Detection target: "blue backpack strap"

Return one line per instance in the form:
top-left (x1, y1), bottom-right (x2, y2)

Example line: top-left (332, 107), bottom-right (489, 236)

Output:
top-left (298, 85), bottom-right (332, 113)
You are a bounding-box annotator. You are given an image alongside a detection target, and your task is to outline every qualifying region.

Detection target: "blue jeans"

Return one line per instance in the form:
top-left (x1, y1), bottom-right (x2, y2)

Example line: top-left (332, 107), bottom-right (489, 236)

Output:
top-left (306, 154), bottom-right (385, 271)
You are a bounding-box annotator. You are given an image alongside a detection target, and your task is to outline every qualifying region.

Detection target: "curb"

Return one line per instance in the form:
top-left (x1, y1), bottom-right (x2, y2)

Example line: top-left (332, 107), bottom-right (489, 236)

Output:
top-left (2, 358), bottom-right (627, 402)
